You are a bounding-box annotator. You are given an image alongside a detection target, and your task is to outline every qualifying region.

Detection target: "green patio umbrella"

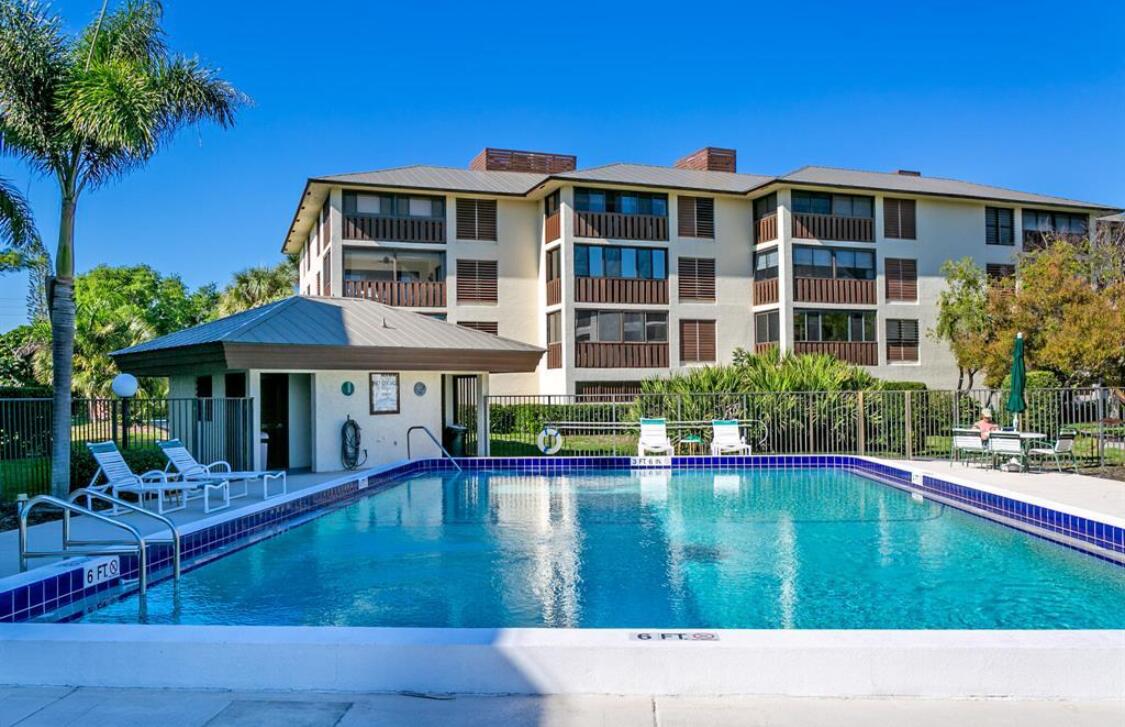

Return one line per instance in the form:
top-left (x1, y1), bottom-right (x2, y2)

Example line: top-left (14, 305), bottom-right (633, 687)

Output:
top-left (1006, 332), bottom-right (1027, 430)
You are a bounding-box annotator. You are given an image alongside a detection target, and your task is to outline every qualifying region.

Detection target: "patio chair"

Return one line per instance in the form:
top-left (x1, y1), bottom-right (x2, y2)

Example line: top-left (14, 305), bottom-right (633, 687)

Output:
top-left (951, 428), bottom-right (988, 467)
top-left (86, 441), bottom-right (229, 515)
top-left (637, 418), bottom-right (674, 457)
top-left (710, 420), bottom-right (752, 456)
top-left (987, 431), bottom-right (1026, 471)
top-left (1028, 430), bottom-right (1078, 472)
top-left (158, 438), bottom-right (287, 500)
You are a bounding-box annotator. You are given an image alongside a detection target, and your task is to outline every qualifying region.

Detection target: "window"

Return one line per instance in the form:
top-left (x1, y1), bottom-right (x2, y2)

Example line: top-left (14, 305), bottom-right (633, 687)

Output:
top-left (677, 196), bottom-right (715, 238)
top-left (544, 190), bottom-right (560, 217)
top-left (986, 207), bottom-right (1014, 245)
top-left (884, 258), bottom-right (918, 301)
top-left (680, 320), bottom-right (716, 363)
top-left (753, 193), bottom-right (778, 220)
top-left (343, 249), bottom-right (444, 282)
top-left (456, 198), bottom-right (498, 240)
top-left (678, 257), bottom-right (716, 301)
top-left (458, 321), bottom-right (498, 335)
top-left (986, 263), bottom-right (1016, 279)
top-left (322, 251), bottom-right (331, 296)
top-left (194, 375), bottom-right (213, 398)
top-left (886, 319), bottom-right (919, 362)
top-left (883, 198), bottom-right (916, 239)
top-left (547, 311), bottom-right (561, 344)
top-left (456, 259), bottom-right (498, 303)
top-left (754, 310), bottom-right (779, 344)
top-left (574, 245), bottom-right (666, 279)
top-left (754, 248), bottom-right (779, 280)
top-left (546, 247), bottom-right (560, 282)
top-left (794, 310), bottom-right (877, 342)
top-left (792, 191), bottom-right (873, 218)
top-left (320, 200), bottom-right (331, 248)
top-left (575, 310), bottom-right (668, 343)
top-left (574, 188), bottom-right (668, 216)
top-left (793, 246), bottom-right (875, 280)
top-left (343, 191), bottom-right (445, 219)
top-left (1022, 209), bottom-right (1088, 235)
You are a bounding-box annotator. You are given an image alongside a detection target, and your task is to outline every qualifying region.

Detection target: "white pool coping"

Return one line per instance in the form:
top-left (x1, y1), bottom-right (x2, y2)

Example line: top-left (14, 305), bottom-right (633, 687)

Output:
top-left (1, 456), bottom-right (1123, 698)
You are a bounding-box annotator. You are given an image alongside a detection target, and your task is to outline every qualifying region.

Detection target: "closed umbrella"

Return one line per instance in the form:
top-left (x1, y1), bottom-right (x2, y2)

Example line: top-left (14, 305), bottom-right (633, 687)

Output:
top-left (1007, 332), bottom-right (1027, 430)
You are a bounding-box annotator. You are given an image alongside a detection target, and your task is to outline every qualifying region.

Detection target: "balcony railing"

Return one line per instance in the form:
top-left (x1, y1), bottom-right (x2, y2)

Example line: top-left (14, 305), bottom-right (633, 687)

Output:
top-left (575, 342), bottom-right (669, 368)
top-left (545, 211), bottom-right (561, 243)
top-left (753, 341), bottom-right (778, 355)
top-left (1022, 230), bottom-right (1086, 250)
top-left (573, 211), bottom-right (668, 241)
top-left (792, 213), bottom-right (873, 243)
top-left (547, 342), bottom-right (563, 369)
top-left (794, 341), bottom-right (878, 366)
top-left (793, 277), bottom-right (876, 305)
top-left (343, 215), bottom-right (446, 244)
top-left (574, 277), bottom-right (668, 305)
top-left (546, 278), bottom-right (562, 306)
top-left (343, 279), bottom-right (446, 307)
top-left (756, 213), bottom-right (778, 243)
top-left (753, 278), bottom-right (779, 305)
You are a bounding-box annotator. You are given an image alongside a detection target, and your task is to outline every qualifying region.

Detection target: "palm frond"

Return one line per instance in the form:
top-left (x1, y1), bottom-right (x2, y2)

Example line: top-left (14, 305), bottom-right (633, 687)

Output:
top-left (0, 174), bottom-right (36, 247)
top-left (61, 56), bottom-right (160, 155)
top-left (73, 0), bottom-right (165, 68)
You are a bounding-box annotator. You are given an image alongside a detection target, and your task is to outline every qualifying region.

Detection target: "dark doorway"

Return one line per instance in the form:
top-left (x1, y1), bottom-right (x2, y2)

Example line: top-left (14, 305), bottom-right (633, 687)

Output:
top-left (224, 372), bottom-right (249, 470)
top-left (260, 373), bottom-right (290, 469)
top-left (452, 375), bottom-right (479, 455)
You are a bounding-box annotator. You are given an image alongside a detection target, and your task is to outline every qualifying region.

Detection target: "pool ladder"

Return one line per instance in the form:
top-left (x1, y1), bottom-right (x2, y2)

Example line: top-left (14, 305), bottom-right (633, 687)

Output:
top-left (17, 488), bottom-right (182, 596)
top-left (406, 425), bottom-right (463, 471)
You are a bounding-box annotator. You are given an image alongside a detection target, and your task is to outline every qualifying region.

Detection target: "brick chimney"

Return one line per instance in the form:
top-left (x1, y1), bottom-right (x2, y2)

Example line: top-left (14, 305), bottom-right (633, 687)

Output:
top-left (674, 147), bottom-right (737, 173)
top-left (469, 148), bottom-right (577, 173)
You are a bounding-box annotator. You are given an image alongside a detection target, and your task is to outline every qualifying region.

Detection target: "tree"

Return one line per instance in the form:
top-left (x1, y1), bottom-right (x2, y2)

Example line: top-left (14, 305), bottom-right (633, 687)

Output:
top-left (0, 1), bottom-right (245, 496)
top-left (931, 257), bottom-right (992, 391)
top-left (0, 323), bottom-right (40, 388)
top-left (218, 258), bottom-right (296, 316)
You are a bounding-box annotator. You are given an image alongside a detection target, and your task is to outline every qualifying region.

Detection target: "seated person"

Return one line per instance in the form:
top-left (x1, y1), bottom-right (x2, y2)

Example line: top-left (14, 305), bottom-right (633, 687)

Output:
top-left (974, 408), bottom-right (999, 440)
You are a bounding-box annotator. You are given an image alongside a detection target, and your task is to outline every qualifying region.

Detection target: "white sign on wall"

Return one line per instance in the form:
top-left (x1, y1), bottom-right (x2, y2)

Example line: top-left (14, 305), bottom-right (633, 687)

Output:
top-left (631, 456), bottom-right (672, 468)
top-left (84, 556), bottom-right (120, 587)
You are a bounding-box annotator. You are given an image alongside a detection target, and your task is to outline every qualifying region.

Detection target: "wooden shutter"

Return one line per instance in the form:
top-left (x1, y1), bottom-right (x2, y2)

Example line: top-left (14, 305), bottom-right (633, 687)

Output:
top-left (677, 197), bottom-right (715, 238)
top-left (884, 198), bottom-right (916, 239)
top-left (886, 319), bottom-right (919, 362)
top-left (456, 259), bottom-right (498, 302)
top-left (456, 199), bottom-right (498, 241)
top-left (885, 258), bottom-right (917, 301)
top-left (322, 250), bottom-right (331, 297)
top-left (678, 257), bottom-right (716, 300)
top-left (680, 319), bottom-right (716, 363)
top-left (457, 321), bottom-right (498, 335)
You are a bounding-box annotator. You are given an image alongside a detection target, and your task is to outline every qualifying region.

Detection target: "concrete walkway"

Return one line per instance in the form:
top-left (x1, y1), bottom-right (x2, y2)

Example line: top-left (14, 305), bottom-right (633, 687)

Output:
top-left (0, 687), bottom-right (1121, 726)
top-left (878, 457), bottom-right (1125, 524)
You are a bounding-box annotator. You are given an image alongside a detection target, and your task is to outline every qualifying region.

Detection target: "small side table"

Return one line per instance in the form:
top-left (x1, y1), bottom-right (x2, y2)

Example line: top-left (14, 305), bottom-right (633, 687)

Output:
top-left (679, 434), bottom-right (705, 455)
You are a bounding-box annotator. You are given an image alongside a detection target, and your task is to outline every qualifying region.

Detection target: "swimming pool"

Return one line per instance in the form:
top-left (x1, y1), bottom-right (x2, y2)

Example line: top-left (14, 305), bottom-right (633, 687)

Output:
top-left (78, 467), bottom-right (1125, 629)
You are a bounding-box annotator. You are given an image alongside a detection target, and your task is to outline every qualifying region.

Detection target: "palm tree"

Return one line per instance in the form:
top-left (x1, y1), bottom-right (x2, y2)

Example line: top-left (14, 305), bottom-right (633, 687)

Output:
top-left (0, 1), bottom-right (245, 497)
top-left (218, 259), bottom-right (297, 316)
top-left (0, 175), bottom-right (35, 249)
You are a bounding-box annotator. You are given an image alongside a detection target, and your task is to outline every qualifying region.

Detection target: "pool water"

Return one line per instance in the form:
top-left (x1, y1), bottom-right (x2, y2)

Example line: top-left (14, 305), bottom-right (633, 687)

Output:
top-left (80, 468), bottom-right (1125, 629)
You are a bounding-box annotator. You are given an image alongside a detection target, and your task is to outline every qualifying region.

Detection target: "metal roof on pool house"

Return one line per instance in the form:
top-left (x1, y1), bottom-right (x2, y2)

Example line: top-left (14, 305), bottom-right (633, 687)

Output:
top-left (111, 296), bottom-right (545, 376)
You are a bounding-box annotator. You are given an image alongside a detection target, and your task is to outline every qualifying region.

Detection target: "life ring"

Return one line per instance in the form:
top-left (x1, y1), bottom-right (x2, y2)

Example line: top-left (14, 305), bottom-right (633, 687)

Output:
top-left (537, 427), bottom-right (564, 455)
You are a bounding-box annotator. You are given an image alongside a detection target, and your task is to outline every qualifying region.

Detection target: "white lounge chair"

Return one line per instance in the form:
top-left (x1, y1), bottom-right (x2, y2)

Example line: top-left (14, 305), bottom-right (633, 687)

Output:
top-left (1028, 430), bottom-right (1078, 472)
top-left (951, 428), bottom-right (987, 467)
top-left (158, 438), bottom-right (287, 500)
top-left (86, 441), bottom-right (229, 514)
top-left (710, 420), bottom-right (752, 456)
top-left (988, 431), bottom-right (1026, 470)
top-left (637, 418), bottom-right (674, 457)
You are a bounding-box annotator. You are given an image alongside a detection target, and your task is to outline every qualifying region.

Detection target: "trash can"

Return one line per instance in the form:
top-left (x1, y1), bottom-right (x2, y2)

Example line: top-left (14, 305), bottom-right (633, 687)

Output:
top-left (443, 424), bottom-right (468, 457)
top-left (259, 431), bottom-right (269, 469)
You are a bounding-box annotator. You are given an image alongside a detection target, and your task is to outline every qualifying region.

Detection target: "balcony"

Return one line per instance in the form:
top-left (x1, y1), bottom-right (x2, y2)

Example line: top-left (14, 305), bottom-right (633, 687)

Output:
top-left (753, 278), bottom-right (779, 305)
top-left (545, 210), bottom-right (561, 243)
top-left (547, 342), bottom-right (562, 369)
top-left (573, 211), bottom-right (668, 241)
top-left (343, 279), bottom-right (446, 307)
top-left (756, 213), bottom-right (778, 243)
top-left (794, 341), bottom-right (878, 366)
top-left (792, 213), bottom-right (873, 243)
top-left (546, 278), bottom-right (562, 306)
top-left (574, 277), bottom-right (668, 305)
top-left (343, 215), bottom-right (446, 244)
top-left (793, 277), bottom-right (876, 305)
top-left (575, 342), bottom-right (669, 368)
top-left (1022, 229), bottom-right (1086, 250)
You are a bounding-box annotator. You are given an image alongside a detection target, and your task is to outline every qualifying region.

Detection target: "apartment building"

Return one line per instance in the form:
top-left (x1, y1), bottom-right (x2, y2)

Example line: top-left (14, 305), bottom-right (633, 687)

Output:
top-left (283, 146), bottom-right (1114, 394)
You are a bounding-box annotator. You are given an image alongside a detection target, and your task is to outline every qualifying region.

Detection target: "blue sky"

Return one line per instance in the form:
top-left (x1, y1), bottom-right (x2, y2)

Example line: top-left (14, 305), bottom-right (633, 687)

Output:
top-left (2, 0), bottom-right (1123, 330)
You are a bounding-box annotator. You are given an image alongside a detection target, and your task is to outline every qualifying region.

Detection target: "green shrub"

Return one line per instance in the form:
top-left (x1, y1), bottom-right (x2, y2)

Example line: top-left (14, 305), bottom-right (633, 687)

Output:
top-left (879, 381), bottom-right (928, 391)
top-left (69, 446), bottom-right (166, 490)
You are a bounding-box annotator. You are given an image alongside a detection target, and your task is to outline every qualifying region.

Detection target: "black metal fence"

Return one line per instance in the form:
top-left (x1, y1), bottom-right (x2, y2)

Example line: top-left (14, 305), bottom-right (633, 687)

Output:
top-left (0, 397), bottom-right (254, 503)
top-left (486, 388), bottom-right (1119, 466)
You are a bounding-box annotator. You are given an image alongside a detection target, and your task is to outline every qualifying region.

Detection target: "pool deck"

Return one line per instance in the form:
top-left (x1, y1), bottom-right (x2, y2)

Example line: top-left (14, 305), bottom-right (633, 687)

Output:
top-left (0, 686), bottom-right (1121, 726)
top-left (0, 468), bottom-right (378, 579)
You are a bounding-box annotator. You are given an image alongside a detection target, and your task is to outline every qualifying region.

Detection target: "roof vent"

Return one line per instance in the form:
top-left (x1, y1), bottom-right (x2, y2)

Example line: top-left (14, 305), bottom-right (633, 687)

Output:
top-left (895, 169), bottom-right (922, 176)
top-left (469, 148), bottom-right (577, 173)
top-left (674, 147), bottom-right (737, 173)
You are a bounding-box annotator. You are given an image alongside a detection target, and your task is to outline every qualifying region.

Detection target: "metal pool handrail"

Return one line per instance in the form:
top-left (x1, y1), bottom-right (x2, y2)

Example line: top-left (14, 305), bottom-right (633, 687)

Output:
top-left (68, 487), bottom-right (182, 582)
top-left (406, 425), bottom-right (463, 471)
